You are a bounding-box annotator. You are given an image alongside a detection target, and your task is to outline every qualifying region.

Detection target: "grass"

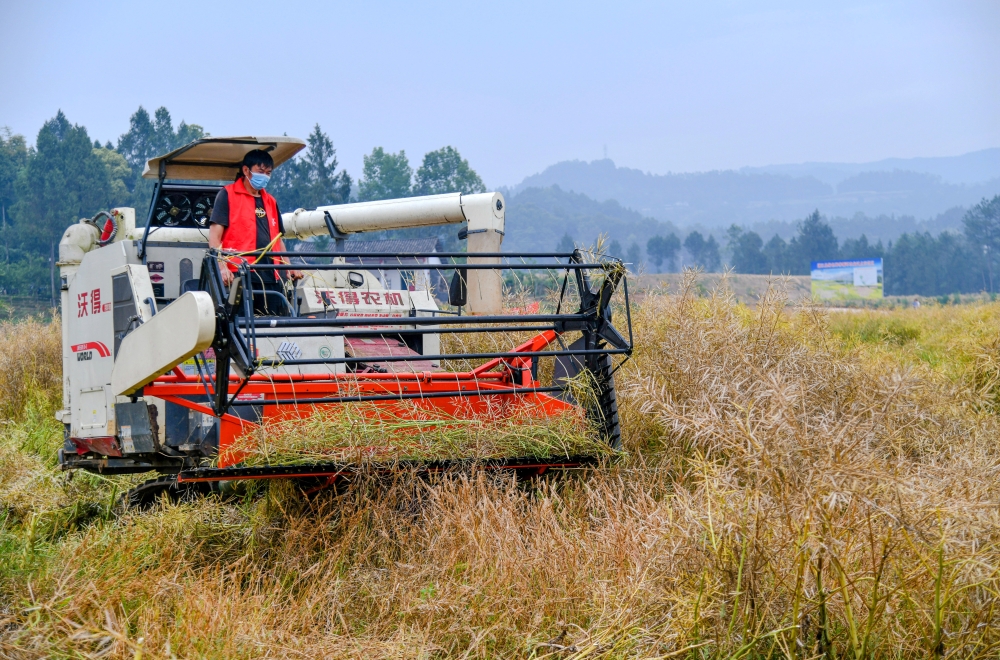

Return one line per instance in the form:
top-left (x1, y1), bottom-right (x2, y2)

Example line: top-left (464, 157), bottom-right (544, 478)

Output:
top-left (5, 275), bottom-right (1000, 657)
top-left (828, 303), bottom-right (1000, 408)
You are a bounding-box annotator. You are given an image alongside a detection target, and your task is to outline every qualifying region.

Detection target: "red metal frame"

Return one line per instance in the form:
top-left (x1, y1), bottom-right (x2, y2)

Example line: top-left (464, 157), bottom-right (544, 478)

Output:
top-left (143, 330), bottom-right (578, 468)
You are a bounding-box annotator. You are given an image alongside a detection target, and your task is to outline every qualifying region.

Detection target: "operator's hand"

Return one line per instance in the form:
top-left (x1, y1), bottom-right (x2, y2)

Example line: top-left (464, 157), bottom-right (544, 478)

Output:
top-left (288, 269), bottom-right (305, 282)
top-left (221, 268), bottom-right (235, 286)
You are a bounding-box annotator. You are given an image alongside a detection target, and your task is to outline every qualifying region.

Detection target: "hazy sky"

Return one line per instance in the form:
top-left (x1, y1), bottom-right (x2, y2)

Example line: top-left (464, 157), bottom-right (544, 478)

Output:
top-left (2, 1), bottom-right (997, 187)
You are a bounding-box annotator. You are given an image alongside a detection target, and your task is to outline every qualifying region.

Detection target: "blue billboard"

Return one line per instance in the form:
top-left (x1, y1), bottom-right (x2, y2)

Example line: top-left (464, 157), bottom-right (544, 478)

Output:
top-left (811, 258), bottom-right (883, 302)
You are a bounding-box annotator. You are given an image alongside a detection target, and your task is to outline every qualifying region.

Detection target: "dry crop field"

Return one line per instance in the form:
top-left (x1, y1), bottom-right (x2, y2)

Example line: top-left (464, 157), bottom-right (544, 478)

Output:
top-left (633, 273), bottom-right (812, 305)
top-left (5, 275), bottom-right (1000, 658)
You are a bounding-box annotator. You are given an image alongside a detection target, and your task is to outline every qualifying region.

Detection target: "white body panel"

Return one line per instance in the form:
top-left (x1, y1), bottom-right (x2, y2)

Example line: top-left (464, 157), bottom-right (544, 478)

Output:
top-left (282, 192), bottom-right (505, 238)
top-left (112, 291), bottom-right (216, 396)
top-left (283, 193), bottom-right (465, 237)
top-left (63, 241), bottom-right (146, 438)
top-left (60, 236), bottom-right (206, 440)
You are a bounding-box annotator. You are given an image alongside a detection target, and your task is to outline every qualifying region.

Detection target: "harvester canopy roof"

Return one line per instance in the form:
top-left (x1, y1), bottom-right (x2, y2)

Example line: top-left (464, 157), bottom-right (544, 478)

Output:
top-left (142, 136), bottom-right (306, 181)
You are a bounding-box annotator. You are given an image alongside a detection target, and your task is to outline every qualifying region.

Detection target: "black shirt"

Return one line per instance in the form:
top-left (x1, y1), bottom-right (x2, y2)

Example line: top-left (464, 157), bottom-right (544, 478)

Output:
top-left (210, 188), bottom-right (284, 250)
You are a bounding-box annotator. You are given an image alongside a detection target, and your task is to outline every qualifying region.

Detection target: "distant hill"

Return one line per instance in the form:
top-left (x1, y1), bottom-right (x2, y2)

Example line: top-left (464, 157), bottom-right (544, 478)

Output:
top-left (741, 148), bottom-right (1000, 186)
top-left (751, 206), bottom-right (967, 245)
top-left (501, 186), bottom-right (972, 270)
top-left (335, 185), bottom-right (680, 258)
top-left (510, 158), bottom-right (1000, 228)
top-left (502, 185), bottom-right (678, 253)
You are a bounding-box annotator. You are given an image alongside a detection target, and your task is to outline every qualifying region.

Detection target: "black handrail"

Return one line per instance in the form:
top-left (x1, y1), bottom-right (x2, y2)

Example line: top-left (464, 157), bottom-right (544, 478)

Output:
top-left (195, 250), bottom-right (632, 417)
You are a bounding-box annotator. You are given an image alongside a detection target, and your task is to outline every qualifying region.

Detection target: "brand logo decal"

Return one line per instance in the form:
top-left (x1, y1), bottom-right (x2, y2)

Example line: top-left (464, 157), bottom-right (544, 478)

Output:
top-left (276, 341), bottom-right (302, 361)
top-left (71, 341), bottom-right (111, 358)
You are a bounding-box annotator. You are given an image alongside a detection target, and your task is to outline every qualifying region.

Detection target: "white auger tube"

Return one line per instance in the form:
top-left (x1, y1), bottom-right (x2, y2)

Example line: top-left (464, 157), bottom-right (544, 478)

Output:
top-left (282, 192), bottom-right (505, 315)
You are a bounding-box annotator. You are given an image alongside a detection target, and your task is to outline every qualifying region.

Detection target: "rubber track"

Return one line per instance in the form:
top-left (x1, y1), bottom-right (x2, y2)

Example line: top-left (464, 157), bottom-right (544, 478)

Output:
top-left (123, 474), bottom-right (213, 509)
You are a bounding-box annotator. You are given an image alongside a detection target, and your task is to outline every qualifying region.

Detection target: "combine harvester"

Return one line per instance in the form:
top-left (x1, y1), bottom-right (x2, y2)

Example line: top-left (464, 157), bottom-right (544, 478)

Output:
top-left (55, 137), bottom-right (632, 501)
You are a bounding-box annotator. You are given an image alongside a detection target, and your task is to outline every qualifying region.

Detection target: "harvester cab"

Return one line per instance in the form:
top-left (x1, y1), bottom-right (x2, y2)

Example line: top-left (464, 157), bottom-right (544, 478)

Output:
top-left (56, 136), bottom-right (633, 491)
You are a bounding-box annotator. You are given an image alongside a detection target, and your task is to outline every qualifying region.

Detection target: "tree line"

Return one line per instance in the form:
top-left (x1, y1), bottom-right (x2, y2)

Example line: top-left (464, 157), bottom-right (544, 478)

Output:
top-left (518, 156), bottom-right (1000, 228)
top-left (0, 108), bottom-right (486, 303)
top-left (5, 107), bottom-right (997, 302)
top-left (557, 229), bottom-right (724, 273)
top-left (640, 201), bottom-right (1000, 296)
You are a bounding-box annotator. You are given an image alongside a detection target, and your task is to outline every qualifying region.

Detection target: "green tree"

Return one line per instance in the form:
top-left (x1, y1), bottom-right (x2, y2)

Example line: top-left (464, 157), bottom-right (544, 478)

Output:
top-left (413, 146), bottom-right (486, 196)
top-left (357, 148), bottom-right (412, 202)
top-left (726, 224), bottom-right (769, 274)
top-left (270, 124), bottom-right (352, 210)
top-left (116, 106), bottom-right (157, 175)
top-left (884, 231), bottom-right (978, 296)
top-left (93, 147), bottom-right (131, 208)
top-left (839, 234), bottom-right (884, 260)
top-left (786, 210), bottom-right (838, 274)
top-left (962, 195), bottom-right (1000, 292)
top-left (684, 231), bottom-right (721, 271)
top-left (703, 235), bottom-right (721, 271)
top-left (0, 128), bottom-right (28, 230)
top-left (763, 234), bottom-right (789, 273)
top-left (683, 231), bottom-right (705, 268)
top-left (646, 233), bottom-right (681, 272)
top-left (0, 128), bottom-right (29, 277)
top-left (116, 106), bottom-right (205, 211)
top-left (607, 239), bottom-right (624, 259)
top-left (13, 111), bottom-right (111, 303)
top-left (626, 242), bottom-right (642, 271)
top-left (556, 233), bottom-right (575, 253)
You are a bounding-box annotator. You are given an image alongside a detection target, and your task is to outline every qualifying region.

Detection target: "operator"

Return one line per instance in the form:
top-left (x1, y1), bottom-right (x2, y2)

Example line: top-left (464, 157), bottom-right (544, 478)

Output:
top-left (208, 149), bottom-right (303, 314)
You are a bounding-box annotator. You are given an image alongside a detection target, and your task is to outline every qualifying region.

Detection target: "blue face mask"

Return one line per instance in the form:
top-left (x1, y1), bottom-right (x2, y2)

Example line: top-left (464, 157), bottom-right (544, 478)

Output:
top-left (248, 172), bottom-right (270, 190)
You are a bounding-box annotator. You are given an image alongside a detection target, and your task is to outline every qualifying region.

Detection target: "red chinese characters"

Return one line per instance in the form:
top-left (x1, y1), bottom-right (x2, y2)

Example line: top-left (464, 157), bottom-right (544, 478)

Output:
top-left (319, 290), bottom-right (405, 306)
top-left (77, 288), bottom-right (105, 318)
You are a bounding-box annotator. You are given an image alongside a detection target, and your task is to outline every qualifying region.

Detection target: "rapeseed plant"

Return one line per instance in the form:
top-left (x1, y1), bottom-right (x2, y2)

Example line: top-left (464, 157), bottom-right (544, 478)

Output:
top-left (2, 278), bottom-right (1000, 658)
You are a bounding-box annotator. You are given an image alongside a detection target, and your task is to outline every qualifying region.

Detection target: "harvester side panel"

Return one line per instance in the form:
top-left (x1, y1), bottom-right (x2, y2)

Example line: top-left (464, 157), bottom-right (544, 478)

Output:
top-left (64, 243), bottom-right (143, 440)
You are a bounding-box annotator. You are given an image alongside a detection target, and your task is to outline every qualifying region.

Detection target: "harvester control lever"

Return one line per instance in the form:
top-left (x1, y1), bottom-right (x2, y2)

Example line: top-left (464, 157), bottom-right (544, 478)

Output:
top-left (227, 277), bottom-right (241, 306)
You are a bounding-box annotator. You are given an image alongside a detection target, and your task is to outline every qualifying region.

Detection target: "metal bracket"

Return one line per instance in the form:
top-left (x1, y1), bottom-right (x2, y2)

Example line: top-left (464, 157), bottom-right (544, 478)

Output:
top-left (323, 211), bottom-right (348, 252)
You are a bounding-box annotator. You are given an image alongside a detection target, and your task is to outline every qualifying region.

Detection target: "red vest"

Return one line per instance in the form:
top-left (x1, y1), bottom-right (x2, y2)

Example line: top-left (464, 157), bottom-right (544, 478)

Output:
top-left (220, 179), bottom-right (281, 274)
